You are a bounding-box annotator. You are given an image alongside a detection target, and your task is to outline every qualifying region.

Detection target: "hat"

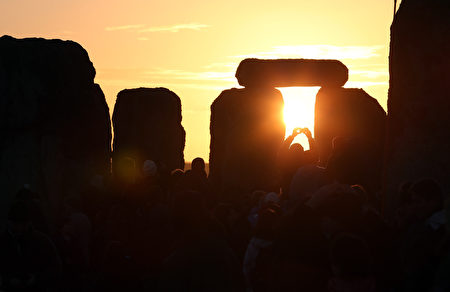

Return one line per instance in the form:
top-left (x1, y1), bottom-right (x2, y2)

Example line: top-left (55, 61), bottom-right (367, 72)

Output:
top-left (263, 192), bottom-right (280, 204)
top-left (143, 160), bottom-right (157, 177)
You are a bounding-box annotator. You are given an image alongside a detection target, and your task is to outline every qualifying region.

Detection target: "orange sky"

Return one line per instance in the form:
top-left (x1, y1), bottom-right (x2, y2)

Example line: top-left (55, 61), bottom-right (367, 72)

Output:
top-left (1, 0), bottom-right (395, 161)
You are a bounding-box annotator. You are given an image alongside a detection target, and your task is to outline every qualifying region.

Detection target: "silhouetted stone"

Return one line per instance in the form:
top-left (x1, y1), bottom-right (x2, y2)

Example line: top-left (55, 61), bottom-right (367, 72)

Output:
top-left (385, 0), bottom-right (450, 213)
top-left (314, 87), bottom-right (386, 191)
top-left (236, 58), bottom-right (348, 88)
top-left (209, 87), bottom-right (285, 194)
top-left (112, 88), bottom-right (185, 173)
top-left (0, 36), bottom-right (112, 229)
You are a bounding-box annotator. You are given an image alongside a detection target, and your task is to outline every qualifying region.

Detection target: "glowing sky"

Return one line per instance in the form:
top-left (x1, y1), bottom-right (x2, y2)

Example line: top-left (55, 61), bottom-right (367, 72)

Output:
top-left (0, 0), bottom-right (396, 161)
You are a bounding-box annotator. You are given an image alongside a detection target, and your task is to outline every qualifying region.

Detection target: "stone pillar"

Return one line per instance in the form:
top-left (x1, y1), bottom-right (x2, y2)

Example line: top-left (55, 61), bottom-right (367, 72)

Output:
top-left (209, 87), bottom-right (285, 194)
top-left (385, 0), bottom-right (450, 214)
top-left (315, 87), bottom-right (386, 191)
top-left (112, 87), bottom-right (185, 173)
top-left (0, 36), bottom-right (112, 230)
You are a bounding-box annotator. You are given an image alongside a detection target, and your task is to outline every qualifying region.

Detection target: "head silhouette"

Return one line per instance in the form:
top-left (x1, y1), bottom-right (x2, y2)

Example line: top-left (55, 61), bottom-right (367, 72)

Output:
top-left (288, 143), bottom-right (304, 166)
top-left (191, 157), bottom-right (206, 176)
top-left (8, 200), bottom-right (33, 237)
top-left (330, 233), bottom-right (372, 280)
top-left (410, 178), bottom-right (444, 220)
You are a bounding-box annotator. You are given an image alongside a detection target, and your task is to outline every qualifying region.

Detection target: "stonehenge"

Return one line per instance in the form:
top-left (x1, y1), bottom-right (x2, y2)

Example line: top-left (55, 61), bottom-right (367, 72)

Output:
top-left (210, 58), bottom-right (386, 194)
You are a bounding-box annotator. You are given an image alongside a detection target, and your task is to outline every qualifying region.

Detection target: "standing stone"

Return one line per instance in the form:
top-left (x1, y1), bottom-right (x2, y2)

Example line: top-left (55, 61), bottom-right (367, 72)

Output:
top-left (385, 0), bottom-right (450, 213)
top-left (209, 87), bottom-right (285, 194)
top-left (315, 87), bottom-right (386, 191)
top-left (0, 36), bottom-right (112, 229)
top-left (112, 88), bottom-right (185, 173)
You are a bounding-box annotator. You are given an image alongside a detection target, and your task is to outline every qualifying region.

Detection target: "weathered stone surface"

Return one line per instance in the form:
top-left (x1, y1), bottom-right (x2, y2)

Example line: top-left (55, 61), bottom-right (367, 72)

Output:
top-left (112, 88), bottom-right (185, 172)
top-left (385, 0), bottom-right (450, 213)
top-left (235, 58), bottom-right (348, 88)
top-left (0, 36), bottom-right (112, 229)
top-left (209, 87), bottom-right (285, 194)
top-left (315, 87), bottom-right (386, 191)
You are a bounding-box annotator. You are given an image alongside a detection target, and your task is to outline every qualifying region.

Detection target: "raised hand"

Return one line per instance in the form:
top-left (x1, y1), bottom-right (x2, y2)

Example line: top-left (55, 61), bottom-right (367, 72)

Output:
top-left (302, 127), bottom-right (312, 137)
top-left (292, 127), bottom-right (303, 137)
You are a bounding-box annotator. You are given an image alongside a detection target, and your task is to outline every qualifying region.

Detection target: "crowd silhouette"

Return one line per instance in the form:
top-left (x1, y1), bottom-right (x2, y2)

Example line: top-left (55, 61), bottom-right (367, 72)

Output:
top-left (1, 0), bottom-right (450, 290)
top-left (0, 128), bottom-right (448, 292)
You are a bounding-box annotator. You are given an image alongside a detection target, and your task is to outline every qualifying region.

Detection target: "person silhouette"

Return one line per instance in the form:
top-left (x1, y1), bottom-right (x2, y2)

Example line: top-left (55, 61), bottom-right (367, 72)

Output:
top-left (0, 201), bottom-right (62, 291)
top-left (279, 127), bottom-right (317, 196)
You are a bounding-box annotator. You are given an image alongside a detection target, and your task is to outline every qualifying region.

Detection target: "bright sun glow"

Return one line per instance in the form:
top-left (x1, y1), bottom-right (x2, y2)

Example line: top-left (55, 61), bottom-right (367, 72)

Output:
top-left (279, 87), bottom-right (320, 150)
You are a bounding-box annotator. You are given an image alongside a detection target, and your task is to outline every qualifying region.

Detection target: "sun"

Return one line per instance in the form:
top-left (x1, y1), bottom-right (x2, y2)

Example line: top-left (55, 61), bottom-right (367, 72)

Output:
top-left (279, 87), bottom-right (320, 150)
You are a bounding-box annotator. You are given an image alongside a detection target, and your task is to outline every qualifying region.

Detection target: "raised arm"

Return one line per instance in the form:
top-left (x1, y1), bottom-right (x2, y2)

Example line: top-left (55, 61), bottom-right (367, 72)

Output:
top-left (301, 128), bottom-right (315, 152)
top-left (301, 128), bottom-right (318, 163)
top-left (278, 128), bottom-right (302, 164)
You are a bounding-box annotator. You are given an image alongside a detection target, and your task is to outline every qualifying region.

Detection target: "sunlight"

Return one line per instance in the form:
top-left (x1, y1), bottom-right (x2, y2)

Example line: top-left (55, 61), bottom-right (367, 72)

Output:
top-left (279, 87), bottom-right (320, 150)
